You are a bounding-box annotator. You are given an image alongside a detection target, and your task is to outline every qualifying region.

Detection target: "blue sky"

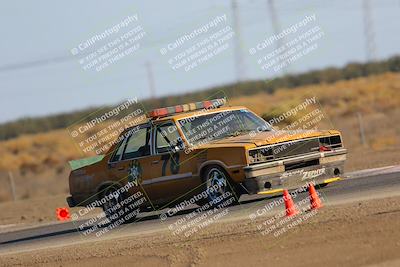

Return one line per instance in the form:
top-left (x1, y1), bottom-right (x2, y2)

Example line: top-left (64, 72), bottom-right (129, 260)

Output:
top-left (0, 0), bottom-right (399, 123)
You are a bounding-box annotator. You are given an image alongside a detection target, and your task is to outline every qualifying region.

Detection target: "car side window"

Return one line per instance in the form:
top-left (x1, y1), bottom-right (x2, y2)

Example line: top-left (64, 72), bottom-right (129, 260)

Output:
top-left (156, 122), bottom-right (183, 154)
top-left (110, 138), bottom-right (127, 162)
top-left (122, 126), bottom-right (151, 160)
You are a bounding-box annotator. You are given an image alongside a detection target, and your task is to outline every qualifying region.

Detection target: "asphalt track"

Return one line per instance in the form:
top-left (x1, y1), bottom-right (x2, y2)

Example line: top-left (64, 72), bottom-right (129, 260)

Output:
top-left (1, 165), bottom-right (400, 255)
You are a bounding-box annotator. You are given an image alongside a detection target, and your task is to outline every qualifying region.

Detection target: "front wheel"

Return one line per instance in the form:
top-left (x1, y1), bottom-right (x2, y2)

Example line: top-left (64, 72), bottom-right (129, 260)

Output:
top-left (199, 166), bottom-right (241, 207)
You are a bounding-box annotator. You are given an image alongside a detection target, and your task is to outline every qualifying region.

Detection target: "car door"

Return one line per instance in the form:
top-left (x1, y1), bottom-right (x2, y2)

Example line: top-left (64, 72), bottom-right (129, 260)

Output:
top-left (107, 124), bottom-right (156, 204)
top-left (147, 120), bottom-right (201, 204)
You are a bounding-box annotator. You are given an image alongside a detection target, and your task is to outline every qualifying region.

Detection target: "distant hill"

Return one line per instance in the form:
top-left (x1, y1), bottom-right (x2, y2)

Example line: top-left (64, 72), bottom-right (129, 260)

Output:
top-left (0, 55), bottom-right (399, 141)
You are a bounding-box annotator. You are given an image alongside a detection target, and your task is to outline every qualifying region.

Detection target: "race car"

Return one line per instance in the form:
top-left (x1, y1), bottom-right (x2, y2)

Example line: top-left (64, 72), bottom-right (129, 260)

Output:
top-left (66, 98), bottom-right (346, 222)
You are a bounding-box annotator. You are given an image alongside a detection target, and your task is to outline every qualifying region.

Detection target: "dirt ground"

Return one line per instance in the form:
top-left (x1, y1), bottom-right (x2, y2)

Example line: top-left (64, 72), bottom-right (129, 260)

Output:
top-left (0, 195), bottom-right (91, 228)
top-left (1, 195), bottom-right (400, 267)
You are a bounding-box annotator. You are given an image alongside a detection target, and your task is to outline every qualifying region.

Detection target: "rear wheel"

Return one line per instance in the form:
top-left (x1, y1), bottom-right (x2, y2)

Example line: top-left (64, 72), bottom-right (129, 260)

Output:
top-left (101, 185), bottom-right (138, 224)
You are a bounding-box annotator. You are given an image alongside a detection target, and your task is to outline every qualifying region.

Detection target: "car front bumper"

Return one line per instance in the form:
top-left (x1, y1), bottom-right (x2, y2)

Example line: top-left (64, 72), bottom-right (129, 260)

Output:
top-left (242, 148), bottom-right (347, 194)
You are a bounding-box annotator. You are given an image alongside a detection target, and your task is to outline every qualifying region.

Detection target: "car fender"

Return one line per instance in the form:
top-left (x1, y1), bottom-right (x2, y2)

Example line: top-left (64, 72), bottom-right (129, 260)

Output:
top-left (198, 160), bottom-right (231, 179)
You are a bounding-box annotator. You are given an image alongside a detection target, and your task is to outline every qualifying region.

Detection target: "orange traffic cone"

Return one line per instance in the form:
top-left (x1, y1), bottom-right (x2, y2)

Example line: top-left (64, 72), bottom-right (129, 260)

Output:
top-left (283, 189), bottom-right (299, 216)
top-left (308, 183), bottom-right (323, 210)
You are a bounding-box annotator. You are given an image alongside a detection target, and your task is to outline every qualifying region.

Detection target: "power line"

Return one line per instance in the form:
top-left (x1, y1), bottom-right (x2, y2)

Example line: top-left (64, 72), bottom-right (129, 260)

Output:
top-left (0, 55), bottom-right (74, 73)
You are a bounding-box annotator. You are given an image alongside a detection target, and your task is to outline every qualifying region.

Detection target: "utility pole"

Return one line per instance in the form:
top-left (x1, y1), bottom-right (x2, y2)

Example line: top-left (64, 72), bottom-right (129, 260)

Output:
top-left (231, 0), bottom-right (245, 83)
top-left (267, 0), bottom-right (284, 51)
top-left (357, 112), bottom-right (367, 146)
top-left (8, 171), bottom-right (17, 201)
top-left (145, 61), bottom-right (156, 99)
top-left (362, 0), bottom-right (377, 61)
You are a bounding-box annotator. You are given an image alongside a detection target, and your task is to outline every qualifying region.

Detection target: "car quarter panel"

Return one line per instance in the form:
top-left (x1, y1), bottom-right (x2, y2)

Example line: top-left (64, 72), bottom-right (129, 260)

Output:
top-left (68, 158), bottom-right (111, 206)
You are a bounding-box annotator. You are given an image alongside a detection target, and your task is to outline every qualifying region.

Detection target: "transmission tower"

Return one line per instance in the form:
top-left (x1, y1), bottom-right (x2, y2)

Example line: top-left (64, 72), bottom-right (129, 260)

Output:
top-left (362, 0), bottom-right (377, 61)
top-left (267, 0), bottom-right (287, 74)
top-left (267, 0), bottom-right (284, 51)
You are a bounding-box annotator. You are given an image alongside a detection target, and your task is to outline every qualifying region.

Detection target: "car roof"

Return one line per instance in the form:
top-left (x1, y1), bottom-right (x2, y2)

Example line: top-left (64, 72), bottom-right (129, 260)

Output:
top-left (152, 105), bottom-right (247, 122)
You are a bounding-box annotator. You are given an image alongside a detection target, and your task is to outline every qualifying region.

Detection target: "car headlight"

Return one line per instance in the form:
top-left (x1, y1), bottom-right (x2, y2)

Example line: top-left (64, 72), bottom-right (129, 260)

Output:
top-left (248, 147), bottom-right (274, 164)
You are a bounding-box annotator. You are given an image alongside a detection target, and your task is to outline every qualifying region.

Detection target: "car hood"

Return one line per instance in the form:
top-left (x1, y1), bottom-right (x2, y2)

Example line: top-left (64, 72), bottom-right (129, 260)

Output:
top-left (198, 129), bottom-right (340, 149)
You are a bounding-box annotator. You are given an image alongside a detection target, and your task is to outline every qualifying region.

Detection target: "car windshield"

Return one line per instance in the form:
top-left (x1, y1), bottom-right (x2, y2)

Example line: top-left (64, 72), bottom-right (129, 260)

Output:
top-left (178, 109), bottom-right (272, 146)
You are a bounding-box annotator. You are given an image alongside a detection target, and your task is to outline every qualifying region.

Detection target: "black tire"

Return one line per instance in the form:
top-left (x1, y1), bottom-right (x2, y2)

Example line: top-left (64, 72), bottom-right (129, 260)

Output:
top-left (315, 183), bottom-right (328, 189)
top-left (198, 165), bottom-right (241, 208)
top-left (101, 185), bottom-right (138, 224)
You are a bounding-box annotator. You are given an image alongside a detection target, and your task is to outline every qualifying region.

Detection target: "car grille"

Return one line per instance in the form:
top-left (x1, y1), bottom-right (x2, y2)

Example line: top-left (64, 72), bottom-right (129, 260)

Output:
top-left (248, 135), bottom-right (342, 165)
top-left (272, 138), bottom-right (320, 158)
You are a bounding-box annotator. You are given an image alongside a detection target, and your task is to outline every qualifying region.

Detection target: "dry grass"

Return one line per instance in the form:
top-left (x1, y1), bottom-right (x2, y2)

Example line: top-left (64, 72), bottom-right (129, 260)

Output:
top-left (229, 72), bottom-right (400, 117)
top-left (0, 130), bottom-right (76, 173)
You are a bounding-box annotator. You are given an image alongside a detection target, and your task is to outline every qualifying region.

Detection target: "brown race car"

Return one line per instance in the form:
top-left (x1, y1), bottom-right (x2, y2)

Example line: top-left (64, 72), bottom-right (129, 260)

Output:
top-left (67, 98), bottom-right (346, 222)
